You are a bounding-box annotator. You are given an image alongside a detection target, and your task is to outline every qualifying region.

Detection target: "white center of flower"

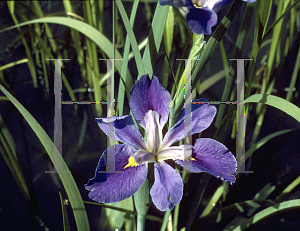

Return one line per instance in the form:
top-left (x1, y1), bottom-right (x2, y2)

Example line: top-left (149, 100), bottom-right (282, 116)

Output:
top-left (192, 0), bottom-right (217, 9)
top-left (130, 110), bottom-right (194, 165)
top-left (145, 110), bottom-right (162, 155)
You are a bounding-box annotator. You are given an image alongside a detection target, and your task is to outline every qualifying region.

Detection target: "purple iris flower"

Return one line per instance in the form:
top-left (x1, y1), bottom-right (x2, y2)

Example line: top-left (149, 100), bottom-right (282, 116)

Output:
top-left (159, 0), bottom-right (256, 35)
top-left (85, 74), bottom-right (237, 211)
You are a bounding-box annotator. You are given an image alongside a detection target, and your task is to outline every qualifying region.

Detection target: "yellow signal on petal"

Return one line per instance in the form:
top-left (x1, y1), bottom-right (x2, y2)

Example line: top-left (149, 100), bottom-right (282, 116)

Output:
top-left (124, 156), bottom-right (139, 169)
top-left (185, 157), bottom-right (196, 161)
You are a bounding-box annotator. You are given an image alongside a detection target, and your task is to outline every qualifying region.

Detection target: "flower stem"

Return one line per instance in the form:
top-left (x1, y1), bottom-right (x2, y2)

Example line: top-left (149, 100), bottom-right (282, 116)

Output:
top-left (134, 179), bottom-right (150, 231)
top-left (137, 214), bottom-right (146, 231)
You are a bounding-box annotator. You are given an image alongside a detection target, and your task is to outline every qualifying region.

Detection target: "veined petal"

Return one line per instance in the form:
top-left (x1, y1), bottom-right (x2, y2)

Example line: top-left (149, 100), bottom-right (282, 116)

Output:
top-left (145, 110), bottom-right (162, 154)
top-left (159, 0), bottom-right (187, 7)
top-left (157, 145), bottom-right (193, 162)
top-left (186, 7), bottom-right (217, 35)
top-left (162, 100), bottom-right (216, 149)
top-left (129, 75), bottom-right (171, 129)
top-left (85, 144), bottom-right (148, 203)
top-left (176, 138), bottom-right (237, 184)
top-left (96, 115), bottom-right (147, 150)
top-left (150, 162), bottom-right (183, 211)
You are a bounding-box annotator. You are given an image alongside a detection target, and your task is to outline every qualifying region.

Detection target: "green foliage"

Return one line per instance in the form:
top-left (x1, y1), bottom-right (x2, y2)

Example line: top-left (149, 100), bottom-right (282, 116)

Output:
top-left (1, 1), bottom-right (300, 231)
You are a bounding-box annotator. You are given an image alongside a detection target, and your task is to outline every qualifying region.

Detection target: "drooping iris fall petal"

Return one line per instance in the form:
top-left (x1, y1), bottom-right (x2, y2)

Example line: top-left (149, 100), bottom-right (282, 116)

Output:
top-left (85, 144), bottom-right (148, 203)
top-left (150, 161), bottom-right (183, 211)
top-left (176, 138), bottom-right (237, 184)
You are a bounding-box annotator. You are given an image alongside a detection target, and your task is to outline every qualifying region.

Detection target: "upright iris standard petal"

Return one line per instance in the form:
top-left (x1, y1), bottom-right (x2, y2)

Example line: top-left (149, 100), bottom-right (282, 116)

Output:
top-left (95, 115), bottom-right (147, 150)
top-left (176, 138), bottom-right (237, 184)
top-left (86, 144), bottom-right (148, 203)
top-left (145, 110), bottom-right (162, 154)
top-left (162, 102), bottom-right (217, 149)
top-left (186, 6), bottom-right (218, 35)
top-left (150, 162), bottom-right (183, 211)
top-left (129, 75), bottom-right (171, 129)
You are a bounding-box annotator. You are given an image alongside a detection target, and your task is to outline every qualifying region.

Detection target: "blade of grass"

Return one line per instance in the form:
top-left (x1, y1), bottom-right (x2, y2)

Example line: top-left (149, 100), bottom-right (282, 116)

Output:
top-left (116, 0), bottom-right (145, 76)
top-left (59, 192), bottom-right (71, 231)
top-left (83, 1), bottom-right (102, 116)
top-left (244, 94), bottom-right (300, 123)
top-left (63, 1), bottom-right (87, 84)
top-left (231, 199), bottom-right (300, 231)
top-left (0, 126), bottom-right (30, 201)
top-left (277, 175), bottom-right (300, 200)
top-left (200, 185), bottom-right (225, 218)
top-left (172, 0), bottom-right (244, 126)
top-left (197, 70), bottom-right (226, 95)
top-left (116, 0), bottom-right (139, 116)
top-left (0, 84), bottom-right (90, 231)
top-left (7, 1), bottom-right (37, 88)
top-left (263, 0), bottom-right (300, 39)
top-left (160, 209), bottom-right (171, 231)
top-left (0, 17), bottom-right (130, 88)
top-left (142, 3), bottom-right (170, 77)
top-left (190, 200), bottom-right (277, 230)
top-left (0, 59), bottom-right (29, 71)
top-left (162, 7), bottom-right (174, 88)
top-left (286, 45), bottom-right (300, 101)
top-left (215, 2), bottom-right (255, 128)
top-left (84, 201), bottom-right (163, 223)
top-left (249, 0), bottom-right (290, 145)
top-left (245, 129), bottom-right (293, 160)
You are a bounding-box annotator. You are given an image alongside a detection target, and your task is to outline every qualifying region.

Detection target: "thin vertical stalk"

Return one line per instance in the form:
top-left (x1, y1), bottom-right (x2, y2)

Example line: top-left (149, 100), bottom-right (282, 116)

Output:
top-left (286, 46), bottom-right (300, 101)
top-left (83, 1), bottom-right (102, 115)
top-left (250, 0), bottom-right (287, 145)
top-left (116, 0), bottom-right (139, 116)
top-left (63, 0), bottom-right (87, 83)
top-left (134, 180), bottom-right (149, 231)
top-left (7, 1), bottom-right (37, 88)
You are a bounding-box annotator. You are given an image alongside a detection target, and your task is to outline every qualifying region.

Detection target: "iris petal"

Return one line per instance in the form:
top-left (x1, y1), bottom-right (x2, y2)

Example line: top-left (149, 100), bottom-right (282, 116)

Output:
top-left (95, 115), bottom-right (147, 150)
top-left (133, 150), bottom-right (156, 165)
top-left (85, 144), bottom-right (148, 203)
top-left (176, 138), bottom-right (237, 184)
top-left (186, 7), bottom-right (217, 35)
top-left (150, 162), bottom-right (183, 211)
top-left (159, 0), bottom-right (187, 7)
top-left (157, 145), bottom-right (193, 161)
top-left (162, 100), bottom-right (216, 148)
top-left (145, 110), bottom-right (162, 154)
top-left (129, 75), bottom-right (171, 129)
